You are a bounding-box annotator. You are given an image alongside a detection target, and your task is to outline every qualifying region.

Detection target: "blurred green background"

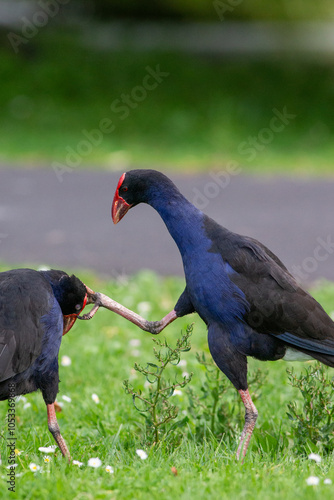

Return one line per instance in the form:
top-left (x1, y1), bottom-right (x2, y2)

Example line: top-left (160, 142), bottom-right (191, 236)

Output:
top-left (1, 0), bottom-right (334, 175)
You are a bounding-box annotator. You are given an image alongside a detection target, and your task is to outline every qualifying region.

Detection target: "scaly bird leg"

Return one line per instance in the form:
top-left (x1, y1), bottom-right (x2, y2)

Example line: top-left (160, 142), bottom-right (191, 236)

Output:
top-left (47, 403), bottom-right (70, 462)
top-left (79, 286), bottom-right (178, 334)
top-left (236, 389), bottom-right (258, 462)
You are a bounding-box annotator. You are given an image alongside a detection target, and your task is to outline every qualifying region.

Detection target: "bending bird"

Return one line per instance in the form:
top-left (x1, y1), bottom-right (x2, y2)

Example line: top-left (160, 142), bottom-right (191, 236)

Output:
top-left (0, 268), bottom-right (88, 459)
top-left (112, 169), bottom-right (334, 460)
top-left (0, 266), bottom-right (183, 460)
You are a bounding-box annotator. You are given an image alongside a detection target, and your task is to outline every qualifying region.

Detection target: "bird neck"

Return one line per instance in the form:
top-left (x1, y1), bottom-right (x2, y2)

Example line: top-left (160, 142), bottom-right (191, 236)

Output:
top-left (39, 271), bottom-right (65, 310)
top-left (148, 189), bottom-right (206, 255)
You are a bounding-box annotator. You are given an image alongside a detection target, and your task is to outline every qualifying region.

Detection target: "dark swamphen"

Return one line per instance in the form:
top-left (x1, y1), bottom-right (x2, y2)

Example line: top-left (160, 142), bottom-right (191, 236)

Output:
top-left (112, 169), bottom-right (334, 459)
top-left (0, 268), bottom-right (88, 459)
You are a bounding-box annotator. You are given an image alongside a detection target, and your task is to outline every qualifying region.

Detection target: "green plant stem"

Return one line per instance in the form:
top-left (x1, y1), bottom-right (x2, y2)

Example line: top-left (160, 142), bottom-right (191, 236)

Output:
top-left (210, 368), bottom-right (220, 435)
top-left (152, 366), bottom-right (164, 443)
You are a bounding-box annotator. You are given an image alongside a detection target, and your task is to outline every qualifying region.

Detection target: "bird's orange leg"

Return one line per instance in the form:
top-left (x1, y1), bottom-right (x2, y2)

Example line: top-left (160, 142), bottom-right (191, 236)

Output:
top-left (236, 389), bottom-right (258, 461)
top-left (47, 403), bottom-right (70, 462)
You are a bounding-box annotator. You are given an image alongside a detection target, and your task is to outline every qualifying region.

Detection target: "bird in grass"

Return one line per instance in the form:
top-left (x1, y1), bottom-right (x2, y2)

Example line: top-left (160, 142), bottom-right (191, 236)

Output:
top-left (112, 169), bottom-right (334, 460)
top-left (0, 268), bottom-right (88, 459)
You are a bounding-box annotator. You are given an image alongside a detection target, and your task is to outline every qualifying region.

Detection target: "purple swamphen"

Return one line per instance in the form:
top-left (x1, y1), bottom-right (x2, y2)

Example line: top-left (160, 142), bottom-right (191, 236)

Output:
top-left (0, 268), bottom-right (88, 459)
top-left (112, 169), bottom-right (334, 460)
top-left (0, 267), bottom-right (170, 460)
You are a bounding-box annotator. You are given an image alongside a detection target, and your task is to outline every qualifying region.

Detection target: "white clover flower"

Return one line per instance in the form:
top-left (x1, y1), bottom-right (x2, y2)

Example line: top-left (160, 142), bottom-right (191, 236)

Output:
top-left (91, 393), bottom-right (100, 404)
top-left (88, 457), bottom-right (102, 468)
top-left (308, 453), bottom-right (321, 463)
top-left (172, 389), bottom-right (182, 396)
top-left (129, 339), bottom-right (141, 347)
top-left (43, 456), bottom-right (51, 463)
top-left (306, 476), bottom-right (320, 486)
top-left (23, 402), bottom-right (31, 410)
top-left (61, 355), bottom-right (72, 367)
top-left (136, 449), bottom-right (148, 460)
top-left (137, 302), bottom-right (151, 314)
top-left (178, 359), bottom-right (187, 367)
top-left (72, 460), bottom-right (84, 467)
top-left (38, 446), bottom-right (57, 454)
top-left (131, 350), bottom-right (141, 357)
top-left (62, 395), bottom-right (72, 403)
top-left (105, 465), bottom-right (114, 474)
top-left (324, 479), bottom-right (332, 485)
top-left (29, 463), bottom-right (41, 472)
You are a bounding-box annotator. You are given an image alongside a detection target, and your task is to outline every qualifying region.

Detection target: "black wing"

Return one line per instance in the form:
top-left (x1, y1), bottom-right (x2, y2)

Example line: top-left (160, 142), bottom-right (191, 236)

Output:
top-left (204, 216), bottom-right (334, 355)
top-left (0, 269), bottom-right (53, 382)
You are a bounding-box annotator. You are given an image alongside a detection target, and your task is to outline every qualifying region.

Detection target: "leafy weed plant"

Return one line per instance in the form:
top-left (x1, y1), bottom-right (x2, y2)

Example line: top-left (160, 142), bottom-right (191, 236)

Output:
top-left (287, 363), bottom-right (334, 454)
top-left (124, 325), bottom-right (193, 445)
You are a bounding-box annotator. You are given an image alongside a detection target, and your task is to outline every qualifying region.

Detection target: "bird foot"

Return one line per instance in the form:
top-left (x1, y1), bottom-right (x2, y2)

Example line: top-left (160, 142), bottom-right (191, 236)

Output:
top-left (78, 303), bottom-right (100, 320)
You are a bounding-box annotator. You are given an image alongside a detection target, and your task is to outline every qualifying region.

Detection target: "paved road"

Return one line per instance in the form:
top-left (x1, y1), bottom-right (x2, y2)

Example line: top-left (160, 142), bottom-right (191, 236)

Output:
top-left (0, 168), bottom-right (333, 285)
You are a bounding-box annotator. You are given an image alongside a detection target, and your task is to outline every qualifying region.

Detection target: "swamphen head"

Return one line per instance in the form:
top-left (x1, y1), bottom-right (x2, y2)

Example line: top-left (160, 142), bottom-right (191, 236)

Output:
top-left (112, 169), bottom-right (179, 223)
top-left (0, 268), bottom-right (89, 460)
top-left (41, 270), bottom-right (88, 334)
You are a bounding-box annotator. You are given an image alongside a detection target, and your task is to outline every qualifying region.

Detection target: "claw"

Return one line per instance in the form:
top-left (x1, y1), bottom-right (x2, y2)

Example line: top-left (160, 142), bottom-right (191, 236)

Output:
top-left (78, 304), bottom-right (100, 320)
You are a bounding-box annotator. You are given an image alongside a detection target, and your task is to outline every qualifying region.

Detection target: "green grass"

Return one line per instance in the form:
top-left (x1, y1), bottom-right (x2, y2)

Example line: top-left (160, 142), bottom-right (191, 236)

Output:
top-left (1, 269), bottom-right (334, 499)
top-left (1, 29), bottom-right (334, 175)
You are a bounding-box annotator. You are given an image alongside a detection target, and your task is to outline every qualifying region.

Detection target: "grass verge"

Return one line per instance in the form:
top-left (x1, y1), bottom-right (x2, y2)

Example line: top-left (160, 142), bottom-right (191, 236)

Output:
top-left (1, 29), bottom-right (334, 175)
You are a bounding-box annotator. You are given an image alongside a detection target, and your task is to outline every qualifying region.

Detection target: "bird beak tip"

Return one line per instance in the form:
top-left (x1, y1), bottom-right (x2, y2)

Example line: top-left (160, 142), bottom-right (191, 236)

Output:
top-left (111, 196), bottom-right (131, 224)
top-left (112, 172), bottom-right (132, 224)
top-left (62, 314), bottom-right (78, 335)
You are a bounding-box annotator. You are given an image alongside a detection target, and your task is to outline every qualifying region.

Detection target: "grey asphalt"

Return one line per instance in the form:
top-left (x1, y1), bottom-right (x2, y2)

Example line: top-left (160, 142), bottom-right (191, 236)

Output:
top-left (0, 168), bottom-right (334, 286)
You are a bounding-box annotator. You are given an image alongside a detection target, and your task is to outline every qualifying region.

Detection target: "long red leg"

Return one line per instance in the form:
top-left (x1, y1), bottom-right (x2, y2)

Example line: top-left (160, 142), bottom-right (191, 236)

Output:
top-left (78, 290), bottom-right (178, 335)
top-left (236, 389), bottom-right (258, 461)
top-left (47, 403), bottom-right (70, 461)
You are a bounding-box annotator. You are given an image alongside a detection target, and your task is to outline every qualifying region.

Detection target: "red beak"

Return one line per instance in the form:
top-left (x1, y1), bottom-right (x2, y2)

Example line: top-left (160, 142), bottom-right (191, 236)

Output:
top-left (62, 293), bottom-right (87, 335)
top-left (63, 314), bottom-right (78, 335)
top-left (112, 172), bottom-right (131, 224)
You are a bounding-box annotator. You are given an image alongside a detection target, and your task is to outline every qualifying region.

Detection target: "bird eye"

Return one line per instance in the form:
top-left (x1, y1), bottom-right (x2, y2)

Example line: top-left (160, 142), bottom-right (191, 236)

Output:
top-left (121, 186), bottom-right (128, 192)
top-left (75, 303), bottom-right (82, 311)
